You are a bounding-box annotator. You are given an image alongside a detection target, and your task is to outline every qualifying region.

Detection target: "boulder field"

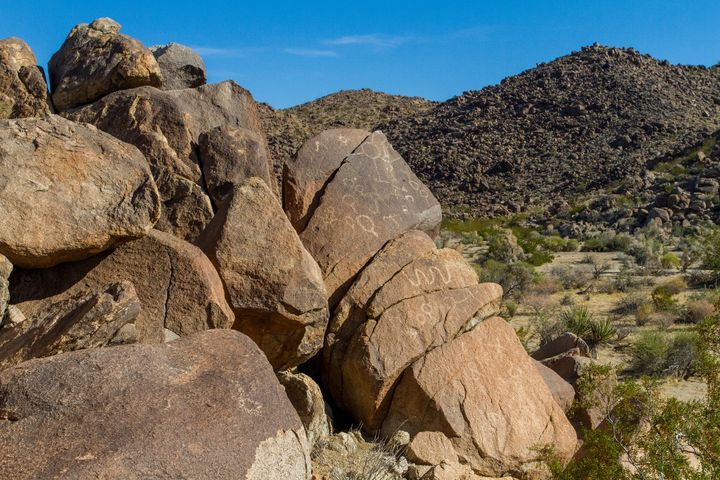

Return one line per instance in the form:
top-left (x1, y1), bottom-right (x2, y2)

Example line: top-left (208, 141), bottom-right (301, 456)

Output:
top-left (0, 17), bottom-right (580, 479)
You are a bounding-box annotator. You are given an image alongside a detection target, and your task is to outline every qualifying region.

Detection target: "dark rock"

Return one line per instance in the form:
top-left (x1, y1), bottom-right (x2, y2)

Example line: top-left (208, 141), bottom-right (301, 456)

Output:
top-left (150, 42), bottom-right (206, 90)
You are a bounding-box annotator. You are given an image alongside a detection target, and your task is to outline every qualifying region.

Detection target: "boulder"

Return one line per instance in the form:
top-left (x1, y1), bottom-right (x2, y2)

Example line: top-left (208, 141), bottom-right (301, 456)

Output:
top-left (0, 281), bottom-right (140, 369)
top-left (197, 178), bottom-right (328, 370)
top-left (540, 350), bottom-right (591, 385)
top-left (150, 42), bottom-right (207, 90)
top-left (295, 130), bottom-right (442, 305)
top-left (382, 317), bottom-right (577, 477)
top-left (0, 37), bottom-right (50, 118)
top-left (534, 360), bottom-right (576, 413)
top-left (532, 332), bottom-right (590, 361)
top-left (278, 370), bottom-right (331, 447)
top-left (198, 125), bottom-right (277, 205)
top-left (283, 128), bottom-right (370, 232)
top-left (0, 115), bottom-right (160, 268)
top-left (0, 254), bottom-right (11, 323)
top-left (64, 80), bottom-right (269, 240)
top-left (48, 18), bottom-right (162, 110)
top-left (406, 431), bottom-right (459, 466)
top-left (10, 229), bottom-right (233, 344)
top-left (0, 330), bottom-right (311, 479)
top-left (323, 230), bottom-right (503, 431)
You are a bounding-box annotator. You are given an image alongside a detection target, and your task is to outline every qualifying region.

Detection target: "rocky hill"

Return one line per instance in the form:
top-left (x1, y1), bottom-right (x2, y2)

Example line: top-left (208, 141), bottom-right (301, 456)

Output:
top-left (265, 45), bottom-right (720, 220)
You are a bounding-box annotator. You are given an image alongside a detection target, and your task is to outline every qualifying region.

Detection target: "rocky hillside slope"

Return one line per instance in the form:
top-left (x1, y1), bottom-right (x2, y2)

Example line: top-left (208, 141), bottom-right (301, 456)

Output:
top-left (265, 45), bottom-right (720, 219)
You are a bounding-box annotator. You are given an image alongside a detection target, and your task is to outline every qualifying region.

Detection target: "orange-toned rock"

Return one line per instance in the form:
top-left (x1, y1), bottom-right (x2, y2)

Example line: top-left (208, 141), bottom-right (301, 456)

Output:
top-left (197, 178), bottom-right (328, 370)
top-left (0, 37), bottom-right (50, 118)
top-left (406, 431), bottom-right (458, 466)
top-left (382, 317), bottom-right (577, 477)
top-left (535, 360), bottom-right (576, 413)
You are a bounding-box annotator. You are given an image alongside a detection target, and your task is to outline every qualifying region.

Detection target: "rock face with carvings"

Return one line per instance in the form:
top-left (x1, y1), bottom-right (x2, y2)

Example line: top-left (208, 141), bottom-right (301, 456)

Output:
top-left (197, 178), bottom-right (328, 370)
top-left (0, 37), bottom-right (50, 118)
top-left (0, 115), bottom-right (160, 268)
top-left (284, 130), bottom-right (442, 305)
top-left (0, 330), bottom-right (312, 479)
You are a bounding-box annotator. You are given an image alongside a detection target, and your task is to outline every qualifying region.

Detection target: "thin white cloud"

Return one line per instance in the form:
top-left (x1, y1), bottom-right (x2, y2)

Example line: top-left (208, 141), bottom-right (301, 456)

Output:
top-left (284, 48), bottom-right (338, 57)
top-left (325, 34), bottom-right (411, 49)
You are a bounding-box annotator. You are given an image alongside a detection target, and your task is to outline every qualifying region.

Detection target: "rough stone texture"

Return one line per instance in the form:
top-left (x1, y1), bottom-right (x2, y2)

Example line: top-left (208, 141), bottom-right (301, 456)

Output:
top-left (150, 42), bottom-right (206, 90)
top-left (0, 330), bottom-right (311, 480)
top-left (48, 18), bottom-right (162, 110)
top-left (426, 462), bottom-right (517, 480)
top-left (0, 254), bottom-right (11, 324)
top-left (197, 178), bottom-right (328, 370)
top-left (10, 229), bottom-right (233, 344)
top-left (406, 431), bottom-right (459, 466)
top-left (531, 332), bottom-right (591, 361)
top-left (0, 281), bottom-right (140, 370)
top-left (382, 317), bottom-right (577, 477)
top-left (535, 360), bottom-right (576, 413)
top-left (0, 37), bottom-right (50, 118)
top-left (297, 131), bottom-right (442, 305)
top-left (64, 80), bottom-right (269, 241)
top-left (0, 115), bottom-right (160, 268)
top-left (540, 350), bottom-right (591, 385)
top-left (283, 128), bottom-right (370, 232)
top-left (199, 125), bottom-right (277, 205)
top-left (323, 230), bottom-right (503, 431)
top-left (278, 370), bottom-right (331, 447)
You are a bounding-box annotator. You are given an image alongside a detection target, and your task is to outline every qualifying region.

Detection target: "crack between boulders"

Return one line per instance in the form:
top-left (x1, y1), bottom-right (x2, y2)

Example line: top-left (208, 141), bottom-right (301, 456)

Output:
top-left (192, 141), bottom-right (216, 212)
top-left (162, 247), bottom-right (175, 330)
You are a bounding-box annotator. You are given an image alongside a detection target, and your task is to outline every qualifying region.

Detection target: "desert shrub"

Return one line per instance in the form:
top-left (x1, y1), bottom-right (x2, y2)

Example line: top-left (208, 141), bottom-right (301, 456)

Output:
top-left (586, 318), bottom-right (617, 354)
top-left (514, 326), bottom-right (534, 352)
top-left (477, 260), bottom-right (535, 299)
top-left (560, 293), bottom-right (576, 306)
top-left (614, 294), bottom-right (647, 316)
top-left (657, 278), bottom-right (688, 295)
top-left (652, 311), bottom-right (677, 331)
top-left (666, 331), bottom-right (699, 378)
top-left (660, 252), bottom-right (682, 269)
top-left (630, 331), bottom-right (669, 375)
top-left (684, 300), bottom-right (716, 324)
top-left (529, 276), bottom-right (563, 295)
top-left (651, 279), bottom-right (686, 311)
top-left (528, 304), bottom-right (563, 347)
top-left (615, 326), bottom-right (631, 342)
top-left (503, 300), bottom-right (518, 318)
top-left (634, 302), bottom-right (655, 326)
top-left (551, 265), bottom-right (591, 290)
top-left (560, 306), bottom-right (593, 338)
top-left (612, 266), bottom-right (638, 293)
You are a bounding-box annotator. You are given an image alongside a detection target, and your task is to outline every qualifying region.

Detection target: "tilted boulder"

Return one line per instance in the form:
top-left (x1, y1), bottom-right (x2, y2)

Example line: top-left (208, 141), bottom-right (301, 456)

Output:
top-left (0, 281), bottom-right (140, 370)
top-left (64, 80), bottom-right (270, 240)
top-left (0, 254), bottom-right (11, 323)
top-left (0, 37), bottom-right (50, 118)
top-left (289, 130), bottom-right (442, 305)
top-left (48, 18), bottom-right (162, 110)
top-left (535, 360), bottom-right (576, 413)
top-left (150, 42), bottom-right (207, 90)
top-left (10, 229), bottom-right (233, 344)
top-left (0, 115), bottom-right (160, 268)
top-left (0, 330), bottom-right (311, 479)
top-left (323, 230), bottom-right (503, 431)
top-left (197, 178), bottom-right (328, 370)
top-left (382, 317), bottom-right (577, 477)
top-left (283, 128), bottom-right (370, 232)
top-left (531, 331), bottom-right (591, 361)
top-left (278, 370), bottom-right (331, 447)
top-left (199, 125), bottom-right (277, 205)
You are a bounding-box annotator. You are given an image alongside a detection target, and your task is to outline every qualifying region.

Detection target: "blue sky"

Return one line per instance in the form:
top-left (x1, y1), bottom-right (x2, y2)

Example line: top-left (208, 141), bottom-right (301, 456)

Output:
top-left (2, 1), bottom-right (719, 108)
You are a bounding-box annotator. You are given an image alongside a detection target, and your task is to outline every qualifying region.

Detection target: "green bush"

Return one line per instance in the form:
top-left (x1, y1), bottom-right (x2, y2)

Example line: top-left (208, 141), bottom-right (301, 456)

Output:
top-left (660, 252), bottom-right (681, 269)
top-left (587, 318), bottom-right (617, 352)
top-left (630, 331), bottom-right (669, 375)
top-left (560, 306), bottom-right (594, 338)
top-left (476, 260), bottom-right (535, 299)
top-left (666, 331), bottom-right (699, 378)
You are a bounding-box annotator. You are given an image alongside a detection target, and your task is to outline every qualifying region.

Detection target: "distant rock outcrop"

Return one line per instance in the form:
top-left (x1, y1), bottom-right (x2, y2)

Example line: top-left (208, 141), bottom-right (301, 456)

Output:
top-left (0, 115), bottom-right (160, 268)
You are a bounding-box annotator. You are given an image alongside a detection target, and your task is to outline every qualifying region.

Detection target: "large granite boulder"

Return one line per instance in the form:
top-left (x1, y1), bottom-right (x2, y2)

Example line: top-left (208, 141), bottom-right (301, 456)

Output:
top-left (48, 18), bottom-right (161, 110)
top-left (382, 317), bottom-right (577, 477)
top-left (150, 42), bottom-right (206, 90)
top-left (0, 37), bottom-right (50, 118)
top-left (0, 330), bottom-right (311, 479)
top-left (197, 178), bottom-right (328, 370)
top-left (10, 229), bottom-right (233, 344)
top-left (0, 281), bottom-right (140, 370)
top-left (0, 115), bottom-right (160, 268)
top-left (288, 130), bottom-right (442, 305)
top-left (323, 230), bottom-right (503, 431)
top-left (199, 125), bottom-right (277, 205)
top-left (64, 80), bottom-right (270, 240)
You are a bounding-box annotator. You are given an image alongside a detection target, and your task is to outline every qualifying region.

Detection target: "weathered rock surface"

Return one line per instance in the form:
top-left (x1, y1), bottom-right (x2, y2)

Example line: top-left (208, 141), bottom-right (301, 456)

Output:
top-left (324, 230), bottom-right (503, 431)
top-left (0, 115), bottom-right (160, 268)
top-left (0, 254), bottom-right (11, 323)
top-left (535, 360), bottom-right (576, 413)
top-left (283, 128), bottom-right (370, 232)
top-left (48, 18), bottom-right (162, 110)
top-left (382, 317), bottom-right (577, 477)
top-left (0, 281), bottom-right (140, 369)
top-left (278, 370), bottom-right (331, 447)
top-left (197, 178), bottom-right (328, 370)
top-left (0, 37), bottom-right (50, 118)
top-left (199, 125), bottom-right (277, 205)
top-left (150, 42), bottom-right (206, 90)
top-left (406, 431), bottom-right (459, 466)
top-left (540, 350), bottom-right (592, 385)
top-left (0, 329), bottom-right (311, 479)
top-left (296, 131), bottom-right (442, 304)
top-left (10, 229), bottom-right (233, 343)
top-left (532, 332), bottom-right (591, 361)
top-left (64, 80), bottom-right (268, 240)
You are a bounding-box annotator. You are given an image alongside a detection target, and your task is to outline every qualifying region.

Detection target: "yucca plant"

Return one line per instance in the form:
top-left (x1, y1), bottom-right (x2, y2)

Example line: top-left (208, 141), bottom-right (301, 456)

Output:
top-left (560, 306), bottom-right (593, 338)
top-left (586, 318), bottom-right (617, 357)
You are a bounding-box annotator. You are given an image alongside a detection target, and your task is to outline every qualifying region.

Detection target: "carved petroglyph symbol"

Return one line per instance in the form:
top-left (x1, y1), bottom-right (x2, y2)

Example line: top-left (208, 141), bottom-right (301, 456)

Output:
top-left (405, 265), bottom-right (453, 288)
top-left (356, 215), bottom-right (378, 237)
